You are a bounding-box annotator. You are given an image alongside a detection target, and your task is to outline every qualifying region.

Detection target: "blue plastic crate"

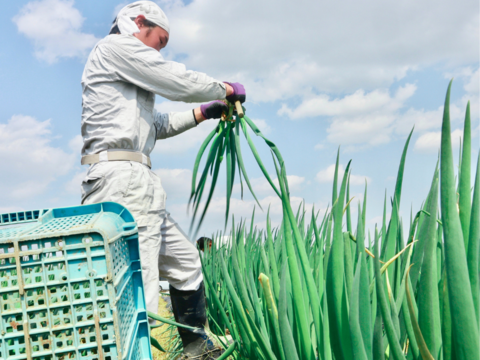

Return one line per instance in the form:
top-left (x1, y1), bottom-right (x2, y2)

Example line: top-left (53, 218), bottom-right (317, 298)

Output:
top-left (0, 202), bottom-right (153, 360)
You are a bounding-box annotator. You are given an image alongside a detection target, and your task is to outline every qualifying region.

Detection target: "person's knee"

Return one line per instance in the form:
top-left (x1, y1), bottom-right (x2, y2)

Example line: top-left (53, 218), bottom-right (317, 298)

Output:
top-left (170, 281), bottom-right (204, 296)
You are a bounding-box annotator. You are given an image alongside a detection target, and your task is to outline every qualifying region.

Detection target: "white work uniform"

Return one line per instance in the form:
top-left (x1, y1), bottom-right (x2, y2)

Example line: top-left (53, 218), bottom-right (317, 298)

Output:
top-left (80, 33), bottom-right (226, 314)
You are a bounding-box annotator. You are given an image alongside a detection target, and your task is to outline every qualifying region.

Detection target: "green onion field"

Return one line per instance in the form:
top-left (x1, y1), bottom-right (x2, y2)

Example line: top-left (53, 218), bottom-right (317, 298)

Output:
top-left (160, 81), bottom-right (479, 360)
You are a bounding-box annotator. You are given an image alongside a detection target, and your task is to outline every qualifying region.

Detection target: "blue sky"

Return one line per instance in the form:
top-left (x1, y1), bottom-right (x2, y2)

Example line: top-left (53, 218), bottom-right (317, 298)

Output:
top-left (0, 0), bottom-right (478, 238)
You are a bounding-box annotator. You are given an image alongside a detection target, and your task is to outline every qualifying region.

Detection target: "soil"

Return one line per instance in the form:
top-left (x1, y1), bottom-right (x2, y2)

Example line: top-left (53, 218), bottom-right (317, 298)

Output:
top-left (151, 293), bottom-right (176, 360)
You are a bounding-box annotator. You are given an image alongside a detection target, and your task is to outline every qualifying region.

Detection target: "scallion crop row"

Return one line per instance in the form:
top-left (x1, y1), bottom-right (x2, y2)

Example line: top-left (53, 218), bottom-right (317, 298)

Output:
top-left (156, 82), bottom-right (479, 360)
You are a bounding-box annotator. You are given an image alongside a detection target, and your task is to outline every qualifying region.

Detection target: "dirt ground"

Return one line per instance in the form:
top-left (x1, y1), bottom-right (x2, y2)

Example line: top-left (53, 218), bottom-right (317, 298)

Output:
top-left (151, 294), bottom-right (177, 360)
top-left (149, 294), bottom-right (232, 359)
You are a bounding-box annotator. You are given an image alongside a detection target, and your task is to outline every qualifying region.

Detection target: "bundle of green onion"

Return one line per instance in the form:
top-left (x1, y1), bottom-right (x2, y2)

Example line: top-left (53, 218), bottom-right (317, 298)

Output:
top-left (188, 101), bottom-right (285, 235)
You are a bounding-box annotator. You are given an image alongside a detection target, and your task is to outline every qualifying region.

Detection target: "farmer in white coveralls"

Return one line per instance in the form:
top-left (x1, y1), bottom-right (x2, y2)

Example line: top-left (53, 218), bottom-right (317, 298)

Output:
top-left (80, 2), bottom-right (245, 358)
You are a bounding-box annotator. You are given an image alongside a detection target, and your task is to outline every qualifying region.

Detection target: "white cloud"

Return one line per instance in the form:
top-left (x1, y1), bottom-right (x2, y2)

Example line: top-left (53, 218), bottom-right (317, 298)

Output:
top-left (162, 169), bottom-right (324, 234)
top-left (327, 114), bottom-right (394, 148)
top-left (152, 165), bottom-right (305, 209)
top-left (394, 107), bottom-right (444, 135)
top-left (0, 115), bottom-right (76, 200)
top-left (211, 196), bottom-right (280, 216)
top-left (68, 134), bottom-right (83, 153)
top-left (368, 215), bottom-right (385, 226)
top-left (160, 0), bottom-right (478, 101)
top-left (323, 85), bottom-right (415, 147)
top-left (251, 119), bottom-right (271, 135)
top-left (233, 175), bottom-right (305, 196)
top-left (13, 0), bottom-right (99, 63)
top-left (444, 66), bottom-right (479, 96)
top-left (279, 84), bottom-right (416, 120)
top-left (179, 194), bottom-right (315, 230)
top-left (460, 67), bottom-right (479, 123)
top-left (154, 0), bottom-right (478, 154)
top-left (151, 166), bottom-right (307, 234)
top-left (153, 118), bottom-right (217, 155)
top-left (414, 129), bottom-right (463, 153)
top-left (463, 67), bottom-right (479, 95)
top-left (153, 168), bottom-right (192, 199)
top-left (278, 175), bottom-right (305, 192)
top-left (112, 2), bottom-right (129, 18)
top-left (410, 68), bottom-right (479, 154)
top-left (155, 100), bottom-right (202, 114)
top-left (65, 169), bottom-right (87, 195)
top-left (278, 84), bottom-right (417, 149)
top-left (278, 81), bottom-right (475, 149)
top-left (316, 164), bottom-right (371, 185)
top-left (414, 132), bottom-right (442, 153)
top-left (443, 67), bottom-right (479, 130)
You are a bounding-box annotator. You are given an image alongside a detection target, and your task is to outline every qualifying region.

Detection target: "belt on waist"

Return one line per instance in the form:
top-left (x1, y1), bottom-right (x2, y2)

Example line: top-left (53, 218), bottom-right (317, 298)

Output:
top-left (81, 150), bottom-right (151, 168)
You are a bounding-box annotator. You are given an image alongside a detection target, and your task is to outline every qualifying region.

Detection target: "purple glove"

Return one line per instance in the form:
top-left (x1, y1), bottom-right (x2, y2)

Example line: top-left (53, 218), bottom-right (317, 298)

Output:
top-left (200, 100), bottom-right (228, 120)
top-left (225, 82), bottom-right (246, 104)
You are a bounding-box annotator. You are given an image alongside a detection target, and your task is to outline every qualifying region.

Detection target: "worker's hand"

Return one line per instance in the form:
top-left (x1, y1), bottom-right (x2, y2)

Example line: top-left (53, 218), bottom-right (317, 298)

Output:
top-left (225, 82), bottom-right (246, 104)
top-left (199, 101), bottom-right (228, 121)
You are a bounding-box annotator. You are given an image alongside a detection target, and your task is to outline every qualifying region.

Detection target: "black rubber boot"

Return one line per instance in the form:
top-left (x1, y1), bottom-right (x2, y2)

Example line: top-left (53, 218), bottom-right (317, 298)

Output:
top-left (169, 282), bottom-right (222, 359)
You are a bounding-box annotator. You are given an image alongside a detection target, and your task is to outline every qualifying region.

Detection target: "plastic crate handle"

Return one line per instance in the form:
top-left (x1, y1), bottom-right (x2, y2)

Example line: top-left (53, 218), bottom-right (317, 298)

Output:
top-left (0, 209), bottom-right (49, 227)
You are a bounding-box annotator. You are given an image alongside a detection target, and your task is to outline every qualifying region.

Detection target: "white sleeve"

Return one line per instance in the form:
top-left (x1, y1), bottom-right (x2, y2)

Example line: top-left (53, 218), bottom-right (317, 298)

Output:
top-left (103, 35), bottom-right (226, 103)
top-left (154, 109), bottom-right (197, 140)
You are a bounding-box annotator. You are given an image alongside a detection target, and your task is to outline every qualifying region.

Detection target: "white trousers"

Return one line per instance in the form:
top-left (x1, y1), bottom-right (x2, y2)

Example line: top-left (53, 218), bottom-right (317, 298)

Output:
top-left (81, 161), bottom-right (203, 314)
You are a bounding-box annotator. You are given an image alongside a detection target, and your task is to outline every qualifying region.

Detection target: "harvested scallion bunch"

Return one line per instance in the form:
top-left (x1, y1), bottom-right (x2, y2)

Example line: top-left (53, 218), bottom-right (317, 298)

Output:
top-left (189, 101), bottom-right (285, 235)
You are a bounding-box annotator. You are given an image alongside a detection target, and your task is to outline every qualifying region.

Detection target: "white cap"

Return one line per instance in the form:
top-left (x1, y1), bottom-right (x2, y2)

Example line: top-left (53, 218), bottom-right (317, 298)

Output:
top-left (111, 1), bottom-right (170, 35)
